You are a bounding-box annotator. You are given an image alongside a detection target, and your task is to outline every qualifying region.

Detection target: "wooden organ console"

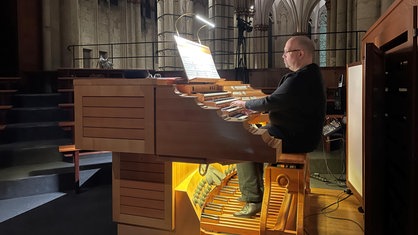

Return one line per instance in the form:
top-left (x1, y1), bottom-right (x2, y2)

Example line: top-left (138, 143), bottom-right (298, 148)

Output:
top-left (74, 78), bottom-right (309, 235)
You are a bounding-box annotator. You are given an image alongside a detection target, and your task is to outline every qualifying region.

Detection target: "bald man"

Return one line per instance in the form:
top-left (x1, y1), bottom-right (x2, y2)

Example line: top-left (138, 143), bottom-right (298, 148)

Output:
top-left (230, 35), bottom-right (326, 218)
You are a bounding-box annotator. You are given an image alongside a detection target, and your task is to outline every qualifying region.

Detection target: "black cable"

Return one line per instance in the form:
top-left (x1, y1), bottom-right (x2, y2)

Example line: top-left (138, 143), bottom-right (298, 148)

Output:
top-left (304, 190), bottom-right (364, 233)
top-left (320, 133), bottom-right (347, 186)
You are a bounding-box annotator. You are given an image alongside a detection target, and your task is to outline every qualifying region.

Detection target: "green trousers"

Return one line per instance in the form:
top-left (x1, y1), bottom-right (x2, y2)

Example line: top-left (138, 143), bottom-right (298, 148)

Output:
top-left (236, 162), bottom-right (264, 203)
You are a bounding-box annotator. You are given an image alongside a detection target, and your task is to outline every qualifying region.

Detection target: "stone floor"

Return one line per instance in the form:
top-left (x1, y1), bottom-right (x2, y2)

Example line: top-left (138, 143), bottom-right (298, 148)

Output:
top-left (0, 140), bottom-right (348, 225)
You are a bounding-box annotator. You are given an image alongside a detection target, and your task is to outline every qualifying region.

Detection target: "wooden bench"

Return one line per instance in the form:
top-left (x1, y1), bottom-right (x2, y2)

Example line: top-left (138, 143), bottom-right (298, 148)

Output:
top-left (59, 144), bottom-right (81, 193)
top-left (275, 153), bottom-right (310, 193)
top-left (261, 153), bottom-right (309, 234)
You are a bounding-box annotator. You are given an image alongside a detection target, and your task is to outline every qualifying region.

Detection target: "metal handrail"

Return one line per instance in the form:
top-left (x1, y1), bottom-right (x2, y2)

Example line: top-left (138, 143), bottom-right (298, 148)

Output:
top-left (67, 30), bottom-right (366, 70)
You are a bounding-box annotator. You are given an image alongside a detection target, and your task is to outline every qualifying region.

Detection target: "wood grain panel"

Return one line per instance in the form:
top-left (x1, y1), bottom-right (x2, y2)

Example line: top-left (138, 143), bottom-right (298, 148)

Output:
top-left (155, 86), bottom-right (281, 163)
top-left (120, 171), bottom-right (165, 182)
top-left (83, 96), bottom-right (145, 107)
top-left (113, 152), bottom-right (173, 230)
top-left (119, 153), bottom-right (164, 163)
top-left (120, 205), bottom-right (165, 219)
top-left (79, 138), bottom-right (146, 153)
top-left (120, 196), bottom-right (165, 210)
top-left (120, 180), bottom-right (165, 191)
top-left (118, 224), bottom-right (171, 235)
top-left (120, 161), bottom-right (165, 172)
top-left (83, 117), bottom-right (145, 128)
top-left (120, 187), bottom-right (165, 200)
top-left (83, 127), bottom-right (144, 139)
top-left (362, 0), bottom-right (417, 53)
top-left (82, 107), bottom-right (145, 118)
top-left (74, 79), bottom-right (155, 153)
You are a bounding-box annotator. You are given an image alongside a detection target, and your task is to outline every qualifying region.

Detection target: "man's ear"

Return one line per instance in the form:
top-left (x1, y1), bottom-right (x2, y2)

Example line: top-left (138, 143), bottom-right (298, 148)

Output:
top-left (298, 50), bottom-right (304, 58)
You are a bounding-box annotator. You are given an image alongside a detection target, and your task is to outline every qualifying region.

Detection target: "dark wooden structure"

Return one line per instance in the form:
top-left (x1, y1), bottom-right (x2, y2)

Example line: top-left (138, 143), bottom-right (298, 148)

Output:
top-left (361, 0), bottom-right (418, 234)
top-left (0, 0), bottom-right (43, 76)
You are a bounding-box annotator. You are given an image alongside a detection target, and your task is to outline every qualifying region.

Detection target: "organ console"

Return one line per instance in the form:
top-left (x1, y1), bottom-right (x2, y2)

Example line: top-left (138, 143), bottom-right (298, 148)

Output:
top-left (74, 77), bottom-right (308, 235)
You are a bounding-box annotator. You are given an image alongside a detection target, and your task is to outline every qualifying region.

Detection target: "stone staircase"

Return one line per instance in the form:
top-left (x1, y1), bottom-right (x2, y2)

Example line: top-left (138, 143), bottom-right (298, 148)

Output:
top-left (0, 91), bottom-right (73, 167)
top-left (0, 72), bottom-right (111, 203)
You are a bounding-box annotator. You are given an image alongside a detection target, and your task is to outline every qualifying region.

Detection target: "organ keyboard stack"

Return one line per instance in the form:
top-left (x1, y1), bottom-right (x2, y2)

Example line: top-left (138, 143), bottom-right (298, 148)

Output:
top-left (74, 77), bottom-right (307, 235)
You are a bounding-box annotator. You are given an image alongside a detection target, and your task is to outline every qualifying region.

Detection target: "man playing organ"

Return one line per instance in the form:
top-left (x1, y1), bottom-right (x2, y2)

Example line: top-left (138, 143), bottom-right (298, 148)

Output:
top-left (230, 35), bottom-right (326, 218)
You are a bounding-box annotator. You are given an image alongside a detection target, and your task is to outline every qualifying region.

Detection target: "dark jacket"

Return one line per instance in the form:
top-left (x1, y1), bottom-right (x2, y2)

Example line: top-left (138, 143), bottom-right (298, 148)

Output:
top-left (245, 63), bottom-right (326, 153)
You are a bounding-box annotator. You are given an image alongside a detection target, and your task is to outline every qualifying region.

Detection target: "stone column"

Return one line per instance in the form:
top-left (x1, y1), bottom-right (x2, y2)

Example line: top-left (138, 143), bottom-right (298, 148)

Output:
top-left (335, 0), bottom-right (347, 66)
top-left (248, 0), bottom-right (274, 69)
top-left (326, 0), bottom-right (336, 66)
top-left (357, 0), bottom-right (380, 31)
top-left (42, 0), bottom-right (61, 70)
top-left (60, 0), bottom-right (81, 68)
top-left (209, 0), bottom-right (234, 70)
top-left (346, 0), bottom-right (356, 63)
top-left (157, 0), bottom-right (181, 70)
top-left (251, 25), bottom-right (269, 69)
top-left (381, 0), bottom-right (395, 15)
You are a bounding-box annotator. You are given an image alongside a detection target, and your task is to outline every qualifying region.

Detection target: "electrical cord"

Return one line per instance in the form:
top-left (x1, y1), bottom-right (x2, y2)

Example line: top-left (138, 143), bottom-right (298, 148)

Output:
top-left (318, 129), bottom-right (347, 186)
top-left (304, 190), bottom-right (364, 234)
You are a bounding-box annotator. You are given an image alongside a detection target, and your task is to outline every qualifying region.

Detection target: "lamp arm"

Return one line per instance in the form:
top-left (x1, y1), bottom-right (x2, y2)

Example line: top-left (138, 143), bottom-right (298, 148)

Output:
top-left (175, 13), bottom-right (195, 36)
top-left (196, 24), bottom-right (207, 44)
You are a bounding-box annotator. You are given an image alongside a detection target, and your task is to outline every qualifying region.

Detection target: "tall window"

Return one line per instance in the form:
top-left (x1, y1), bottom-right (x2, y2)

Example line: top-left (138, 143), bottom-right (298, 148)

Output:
top-left (318, 6), bottom-right (327, 67)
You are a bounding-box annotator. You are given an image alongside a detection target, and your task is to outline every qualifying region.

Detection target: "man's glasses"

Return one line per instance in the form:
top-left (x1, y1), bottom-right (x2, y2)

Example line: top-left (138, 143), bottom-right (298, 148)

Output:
top-left (283, 49), bottom-right (301, 55)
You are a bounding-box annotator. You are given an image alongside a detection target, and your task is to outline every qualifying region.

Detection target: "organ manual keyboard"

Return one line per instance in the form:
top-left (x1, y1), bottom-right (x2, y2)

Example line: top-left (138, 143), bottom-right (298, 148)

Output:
top-left (74, 77), bottom-right (308, 235)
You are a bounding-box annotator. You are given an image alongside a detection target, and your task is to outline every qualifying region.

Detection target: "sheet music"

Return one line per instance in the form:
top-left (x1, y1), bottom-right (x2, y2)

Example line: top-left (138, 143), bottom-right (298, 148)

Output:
top-left (174, 36), bottom-right (220, 81)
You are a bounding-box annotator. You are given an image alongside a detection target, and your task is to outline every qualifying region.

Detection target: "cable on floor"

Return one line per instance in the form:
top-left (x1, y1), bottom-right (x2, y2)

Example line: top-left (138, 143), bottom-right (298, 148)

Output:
top-left (304, 190), bottom-right (364, 234)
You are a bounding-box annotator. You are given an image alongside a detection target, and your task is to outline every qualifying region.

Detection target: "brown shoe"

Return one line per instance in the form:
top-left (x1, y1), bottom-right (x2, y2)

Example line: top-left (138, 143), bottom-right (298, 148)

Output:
top-left (233, 202), bottom-right (262, 218)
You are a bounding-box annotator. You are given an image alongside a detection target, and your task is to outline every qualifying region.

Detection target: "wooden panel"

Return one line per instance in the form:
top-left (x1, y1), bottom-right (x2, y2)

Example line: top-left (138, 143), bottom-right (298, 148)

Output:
top-left (83, 96), bottom-right (145, 107)
top-left (82, 107), bottom-right (145, 118)
top-left (120, 171), bottom-right (165, 182)
top-left (120, 205), bottom-right (165, 219)
top-left (120, 179), bottom-right (165, 190)
top-left (118, 224), bottom-right (171, 235)
top-left (120, 196), bottom-right (165, 210)
top-left (83, 117), bottom-right (145, 128)
top-left (17, 0), bottom-right (42, 72)
top-left (120, 161), bottom-right (164, 172)
top-left (362, 0), bottom-right (418, 52)
top-left (80, 138), bottom-right (146, 153)
top-left (83, 127), bottom-right (144, 139)
top-left (74, 78), bottom-right (155, 153)
top-left (155, 86), bottom-right (281, 163)
top-left (362, 3), bottom-right (418, 231)
top-left (113, 152), bottom-right (173, 231)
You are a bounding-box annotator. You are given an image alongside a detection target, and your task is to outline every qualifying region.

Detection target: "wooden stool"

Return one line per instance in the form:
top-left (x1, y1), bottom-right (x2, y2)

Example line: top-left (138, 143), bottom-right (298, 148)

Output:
top-left (59, 144), bottom-right (81, 193)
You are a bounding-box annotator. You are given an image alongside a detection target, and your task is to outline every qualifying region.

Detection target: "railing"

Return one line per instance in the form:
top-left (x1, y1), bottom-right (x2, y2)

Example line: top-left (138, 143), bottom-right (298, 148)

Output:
top-left (67, 30), bottom-right (366, 71)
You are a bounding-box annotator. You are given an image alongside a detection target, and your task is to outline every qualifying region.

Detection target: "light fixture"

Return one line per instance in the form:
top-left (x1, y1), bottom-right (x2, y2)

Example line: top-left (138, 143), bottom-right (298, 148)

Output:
top-left (175, 13), bottom-right (215, 44)
top-left (195, 15), bottom-right (215, 28)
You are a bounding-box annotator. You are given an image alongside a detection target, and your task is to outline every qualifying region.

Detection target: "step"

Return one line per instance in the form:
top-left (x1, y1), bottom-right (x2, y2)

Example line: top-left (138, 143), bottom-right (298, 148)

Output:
top-left (0, 138), bottom-right (73, 167)
top-left (0, 151), bottom-right (112, 199)
top-left (0, 77), bottom-right (21, 91)
top-left (0, 122), bottom-right (70, 143)
top-left (6, 107), bottom-right (72, 123)
top-left (12, 93), bottom-right (63, 108)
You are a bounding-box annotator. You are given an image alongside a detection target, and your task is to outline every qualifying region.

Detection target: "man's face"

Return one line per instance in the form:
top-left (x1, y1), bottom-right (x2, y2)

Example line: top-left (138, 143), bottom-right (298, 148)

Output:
top-left (282, 39), bottom-right (301, 71)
